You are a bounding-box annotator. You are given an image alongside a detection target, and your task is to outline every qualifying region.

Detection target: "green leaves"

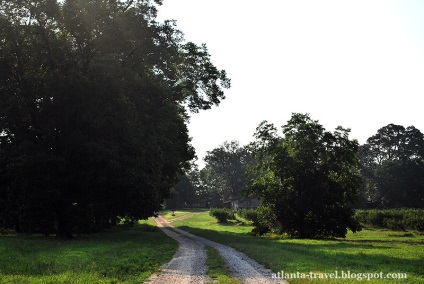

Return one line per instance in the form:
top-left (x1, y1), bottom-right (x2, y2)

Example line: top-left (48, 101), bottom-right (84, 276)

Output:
top-left (358, 124), bottom-right (424, 208)
top-left (249, 113), bottom-right (361, 238)
top-left (202, 141), bottom-right (252, 202)
top-left (0, 0), bottom-right (229, 236)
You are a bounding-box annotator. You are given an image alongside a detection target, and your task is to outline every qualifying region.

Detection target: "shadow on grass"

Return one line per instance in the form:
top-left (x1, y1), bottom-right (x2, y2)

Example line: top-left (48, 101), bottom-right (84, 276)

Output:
top-left (176, 225), bottom-right (424, 276)
top-left (336, 237), bottom-right (424, 245)
top-left (0, 223), bottom-right (177, 280)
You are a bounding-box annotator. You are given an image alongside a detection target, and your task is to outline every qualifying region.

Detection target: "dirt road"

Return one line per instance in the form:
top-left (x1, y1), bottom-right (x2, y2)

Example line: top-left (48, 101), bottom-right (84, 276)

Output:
top-left (146, 216), bottom-right (287, 284)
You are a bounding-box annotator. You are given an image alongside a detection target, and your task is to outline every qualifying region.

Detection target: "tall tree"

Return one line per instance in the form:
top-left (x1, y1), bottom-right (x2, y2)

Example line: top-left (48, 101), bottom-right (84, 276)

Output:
top-left (202, 141), bottom-right (252, 202)
top-left (249, 114), bottom-right (361, 238)
top-left (166, 164), bottom-right (202, 209)
top-left (0, 0), bottom-right (229, 237)
top-left (358, 124), bottom-right (424, 208)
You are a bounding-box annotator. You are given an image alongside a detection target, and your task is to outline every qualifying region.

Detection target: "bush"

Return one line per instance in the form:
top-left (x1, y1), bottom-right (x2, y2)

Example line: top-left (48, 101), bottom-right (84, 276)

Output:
top-left (238, 208), bottom-right (258, 223)
top-left (0, 228), bottom-right (15, 235)
top-left (209, 208), bottom-right (235, 223)
top-left (355, 209), bottom-right (424, 231)
top-left (251, 205), bottom-right (276, 236)
top-left (385, 219), bottom-right (406, 231)
top-left (404, 211), bottom-right (424, 231)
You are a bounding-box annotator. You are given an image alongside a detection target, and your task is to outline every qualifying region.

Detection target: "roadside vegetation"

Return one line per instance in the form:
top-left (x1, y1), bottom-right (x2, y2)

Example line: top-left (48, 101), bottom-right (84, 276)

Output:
top-left (206, 246), bottom-right (241, 284)
top-left (355, 208), bottom-right (424, 231)
top-left (172, 211), bottom-right (424, 283)
top-left (209, 208), bottom-right (236, 223)
top-left (0, 219), bottom-right (177, 284)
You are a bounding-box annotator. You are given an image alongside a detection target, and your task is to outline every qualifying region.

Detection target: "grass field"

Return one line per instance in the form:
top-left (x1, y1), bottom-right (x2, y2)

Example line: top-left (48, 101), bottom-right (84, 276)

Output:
top-left (2, 210), bottom-right (422, 283)
top-left (0, 219), bottom-right (177, 284)
top-left (160, 208), bottom-right (208, 221)
top-left (172, 211), bottom-right (424, 284)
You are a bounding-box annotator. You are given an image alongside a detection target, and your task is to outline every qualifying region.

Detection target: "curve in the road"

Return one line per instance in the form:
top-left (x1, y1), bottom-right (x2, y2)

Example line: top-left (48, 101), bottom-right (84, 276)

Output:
top-left (146, 215), bottom-right (287, 284)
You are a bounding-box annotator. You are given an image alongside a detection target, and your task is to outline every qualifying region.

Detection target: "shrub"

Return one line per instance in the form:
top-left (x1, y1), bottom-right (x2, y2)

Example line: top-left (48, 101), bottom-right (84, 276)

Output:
top-left (355, 209), bottom-right (424, 231)
top-left (209, 208), bottom-right (235, 223)
top-left (0, 228), bottom-right (15, 235)
top-left (385, 219), bottom-right (406, 231)
top-left (404, 211), bottom-right (424, 231)
top-left (251, 205), bottom-right (276, 236)
top-left (238, 208), bottom-right (258, 223)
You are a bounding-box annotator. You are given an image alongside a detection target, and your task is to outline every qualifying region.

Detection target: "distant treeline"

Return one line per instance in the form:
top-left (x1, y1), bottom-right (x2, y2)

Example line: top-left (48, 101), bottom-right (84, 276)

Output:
top-left (356, 209), bottom-right (424, 231)
top-left (169, 117), bottom-right (424, 238)
top-left (208, 208), bottom-right (424, 232)
top-left (170, 123), bottom-right (424, 211)
top-left (356, 124), bottom-right (424, 209)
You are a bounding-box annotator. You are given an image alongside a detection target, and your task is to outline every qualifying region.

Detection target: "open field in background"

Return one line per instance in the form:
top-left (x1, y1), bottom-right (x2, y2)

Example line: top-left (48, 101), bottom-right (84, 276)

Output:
top-left (172, 211), bottom-right (424, 284)
top-left (0, 219), bottom-right (177, 284)
top-left (159, 208), bottom-right (209, 221)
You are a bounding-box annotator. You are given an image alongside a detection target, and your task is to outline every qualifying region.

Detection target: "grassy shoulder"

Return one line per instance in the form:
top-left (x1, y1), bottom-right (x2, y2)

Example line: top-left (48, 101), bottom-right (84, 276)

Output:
top-left (206, 246), bottom-right (241, 284)
top-left (172, 211), bottom-right (424, 284)
top-left (0, 219), bottom-right (178, 284)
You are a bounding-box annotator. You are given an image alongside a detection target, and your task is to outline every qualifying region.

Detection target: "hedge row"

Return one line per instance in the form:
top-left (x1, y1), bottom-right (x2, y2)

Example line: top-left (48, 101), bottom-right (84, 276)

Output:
top-left (209, 208), bottom-right (235, 223)
top-left (355, 209), bottom-right (424, 231)
top-left (210, 208), bottom-right (424, 231)
top-left (237, 208), bottom-right (258, 223)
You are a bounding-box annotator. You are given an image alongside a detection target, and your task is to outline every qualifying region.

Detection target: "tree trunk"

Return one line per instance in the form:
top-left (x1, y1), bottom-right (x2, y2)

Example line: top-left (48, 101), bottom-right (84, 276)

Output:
top-left (56, 209), bottom-right (73, 239)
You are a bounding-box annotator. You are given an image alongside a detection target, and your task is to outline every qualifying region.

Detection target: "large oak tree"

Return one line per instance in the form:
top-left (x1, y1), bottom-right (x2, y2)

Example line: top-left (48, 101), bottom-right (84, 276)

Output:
top-left (0, 0), bottom-right (229, 237)
top-left (249, 114), bottom-right (361, 238)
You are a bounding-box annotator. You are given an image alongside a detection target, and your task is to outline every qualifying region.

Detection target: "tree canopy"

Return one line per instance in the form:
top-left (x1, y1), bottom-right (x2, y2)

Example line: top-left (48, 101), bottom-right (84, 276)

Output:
top-left (249, 113), bottom-right (361, 238)
top-left (0, 0), bottom-right (229, 237)
top-left (201, 141), bottom-right (252, 203)
top-left (358, 124), bottom-right (424, 208)
top-left (165, 163), bottom-right (203, 209)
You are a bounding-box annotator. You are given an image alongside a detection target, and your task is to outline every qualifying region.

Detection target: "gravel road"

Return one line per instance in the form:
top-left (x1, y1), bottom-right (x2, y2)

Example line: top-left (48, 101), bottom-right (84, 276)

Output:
top-left (146, 216), bottom-right (287, 284)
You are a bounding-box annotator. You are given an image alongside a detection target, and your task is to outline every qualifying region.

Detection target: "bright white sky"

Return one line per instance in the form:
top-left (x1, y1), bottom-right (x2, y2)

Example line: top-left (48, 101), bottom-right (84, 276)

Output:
top-left (157, 0), bottom-right (424, 167)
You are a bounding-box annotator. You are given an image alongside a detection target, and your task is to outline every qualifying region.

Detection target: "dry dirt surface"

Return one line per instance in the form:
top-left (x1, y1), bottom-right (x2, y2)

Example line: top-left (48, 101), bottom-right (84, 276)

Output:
top-left (146, 216), bottom-right (287, 284)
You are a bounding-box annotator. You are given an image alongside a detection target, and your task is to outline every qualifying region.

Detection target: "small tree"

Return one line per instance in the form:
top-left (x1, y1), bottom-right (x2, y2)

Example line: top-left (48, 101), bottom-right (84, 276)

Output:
top-left (249, 113), bottom-right (361, 238)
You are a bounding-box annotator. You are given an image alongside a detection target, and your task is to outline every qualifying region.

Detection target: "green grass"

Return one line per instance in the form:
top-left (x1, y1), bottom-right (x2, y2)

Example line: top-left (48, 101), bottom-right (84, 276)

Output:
top-left (206, 246), bottom-right (241, 284)
top-left (160, 208), bottom-right (208, 220)
top-left (172, 211), bottom-right (424, 284)
top-left (0, 219), bottom-right (178, 284)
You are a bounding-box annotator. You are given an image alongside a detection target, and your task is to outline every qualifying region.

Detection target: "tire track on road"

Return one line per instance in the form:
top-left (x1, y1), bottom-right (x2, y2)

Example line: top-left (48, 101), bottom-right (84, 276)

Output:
top-left (146, 216), bottom-right (287, 284)
top-left (145, 216), bottom-right (210, 284)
